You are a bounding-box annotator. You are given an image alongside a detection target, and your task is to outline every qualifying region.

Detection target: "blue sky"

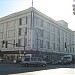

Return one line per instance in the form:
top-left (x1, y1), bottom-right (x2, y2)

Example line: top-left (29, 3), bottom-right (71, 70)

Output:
top-left (0, 0), bottom-right (75, 31)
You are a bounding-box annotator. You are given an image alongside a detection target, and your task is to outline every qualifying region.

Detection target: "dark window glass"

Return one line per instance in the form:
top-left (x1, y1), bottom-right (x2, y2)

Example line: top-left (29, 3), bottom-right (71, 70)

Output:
top-left (25, 27), bottom-right (27, 35)
top-left (24, 38), bottom-right (27, 47)
top-left (19, 18), bottom-right (22, 25)
top-left (40, 40), bottom-right (43, 48)
top-left (53, 42), bottom-right (55, 50)
top-left (48, 42), bottom-right (50, 49)
top-left (26, 17), bottom-right (27, 24)
top-left (31, 58), bottom-right (33, 61)
top-left (19, 28), bottom-right (21, 35)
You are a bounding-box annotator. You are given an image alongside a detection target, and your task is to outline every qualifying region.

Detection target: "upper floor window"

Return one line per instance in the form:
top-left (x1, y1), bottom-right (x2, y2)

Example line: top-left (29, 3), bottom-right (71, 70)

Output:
top-left (46, 41), bottom-right (50, 49)
top-left (40, 40), bottom-right (43, 48)
top-left (40, 20), bottom-right (43, 27)
top-left (51, 25), bottom-right (55, 32)
top-left (53, 42), bottom-right (55, 50)
top-left (26, 17), bottom-right (28, 24)
top-left (57, 28), bottom-right (60, 36)
top-left (24, 38), bottom-right (27, 47)
top-left (19, 18), bottom-right (22, 25)
top-left (52, 33), bottom-right (55, 41)
top-left (18, 39), bottom-right (21, 47)
top-left (19, 28), bottom-right (21, 35)
top-left (57, 43), bottom-right (60, 51)
top-left (25, 27), bottom-right (27, 35)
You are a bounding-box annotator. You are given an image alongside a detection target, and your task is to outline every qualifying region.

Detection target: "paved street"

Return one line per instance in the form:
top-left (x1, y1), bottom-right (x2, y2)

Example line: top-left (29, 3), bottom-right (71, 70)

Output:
top-left (0, 64), bottom-right (75, 75)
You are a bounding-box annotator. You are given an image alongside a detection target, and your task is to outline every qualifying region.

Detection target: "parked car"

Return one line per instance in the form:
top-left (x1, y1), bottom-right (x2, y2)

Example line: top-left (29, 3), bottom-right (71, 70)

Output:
top-left (0, 58), bottom-right (3, 62)
top-left (61, 55), bottom-right (73, 65)
top-left (51, 60), bottom-right (62, 65)
top-left (13, 57), bottom-right (22, 63)
top-left (20, 56), bottom-right (47, 67)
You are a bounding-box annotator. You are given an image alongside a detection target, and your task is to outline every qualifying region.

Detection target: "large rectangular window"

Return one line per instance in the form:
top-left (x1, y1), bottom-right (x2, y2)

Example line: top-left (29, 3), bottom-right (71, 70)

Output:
top-left (40, 40), bottom-right (43, 48)
top-left (25, 27), bottom-right (27, 35)
top-left (52, 33), bottom-right (55, 41)
top-left (40, 19), bottom-right (43, 27)
top-left (46, 41), bottom-right (50, 49)
top-left (19, 18), bottom-right (22, 25)
top-left (26, 17), bottom-right (28, 24)
top-left (19, 28), bottom-right (21, 35)
top-left (24, 38), bottom-right (27, 47)
top-left (51, 25), bottom-right (55, 32)
top-left (52, 42), bottom-right (55, 50)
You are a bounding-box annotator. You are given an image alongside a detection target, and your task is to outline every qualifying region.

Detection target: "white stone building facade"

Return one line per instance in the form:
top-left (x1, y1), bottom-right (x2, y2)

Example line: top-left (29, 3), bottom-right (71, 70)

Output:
top-left (74, 31), bottom-right (75, 52)
top-left (0, 7), bottom-right (74, 60)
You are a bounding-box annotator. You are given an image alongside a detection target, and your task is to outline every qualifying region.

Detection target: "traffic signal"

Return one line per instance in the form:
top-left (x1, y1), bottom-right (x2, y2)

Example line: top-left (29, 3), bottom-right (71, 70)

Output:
top-left (73, 4), bottom-right (75, 15)
top-left (16, 43), bottom-right (18, 47)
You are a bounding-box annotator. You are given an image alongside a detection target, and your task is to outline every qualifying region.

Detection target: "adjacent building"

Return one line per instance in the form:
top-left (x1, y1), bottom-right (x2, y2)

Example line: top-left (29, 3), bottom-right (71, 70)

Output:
top-left (0, 7), bottom-right (74, 60)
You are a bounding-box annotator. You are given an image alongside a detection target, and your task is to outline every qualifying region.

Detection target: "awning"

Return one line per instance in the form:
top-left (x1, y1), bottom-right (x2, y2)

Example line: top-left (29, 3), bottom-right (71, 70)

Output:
top-left (0, 50), bottom-right (40, 54)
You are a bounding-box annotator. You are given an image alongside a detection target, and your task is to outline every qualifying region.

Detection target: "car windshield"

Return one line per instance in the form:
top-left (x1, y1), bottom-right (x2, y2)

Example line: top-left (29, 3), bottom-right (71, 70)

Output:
top-left (64, 57), bottom-right (70, 59)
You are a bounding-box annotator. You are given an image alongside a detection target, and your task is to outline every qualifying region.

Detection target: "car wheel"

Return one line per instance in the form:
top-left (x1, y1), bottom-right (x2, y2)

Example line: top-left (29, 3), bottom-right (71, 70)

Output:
top-left (25, 63), bottom-right (28, 67)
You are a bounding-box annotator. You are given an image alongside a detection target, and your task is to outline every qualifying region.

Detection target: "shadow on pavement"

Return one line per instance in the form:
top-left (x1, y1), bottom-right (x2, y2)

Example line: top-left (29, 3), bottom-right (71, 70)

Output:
top-left (0, 63), bottom-right (75, 75)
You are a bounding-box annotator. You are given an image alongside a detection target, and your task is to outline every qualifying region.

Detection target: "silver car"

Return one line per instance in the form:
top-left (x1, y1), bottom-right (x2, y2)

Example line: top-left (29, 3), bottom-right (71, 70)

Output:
top-left (20, 57), bottom-right (47, 67)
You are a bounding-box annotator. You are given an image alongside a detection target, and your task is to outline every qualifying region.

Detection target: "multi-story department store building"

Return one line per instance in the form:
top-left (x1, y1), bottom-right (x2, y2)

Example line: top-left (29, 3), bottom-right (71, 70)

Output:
top-left (0, 7), bottom-right (74, 60)
top-left (74, 31), bottom-right (75, 52)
